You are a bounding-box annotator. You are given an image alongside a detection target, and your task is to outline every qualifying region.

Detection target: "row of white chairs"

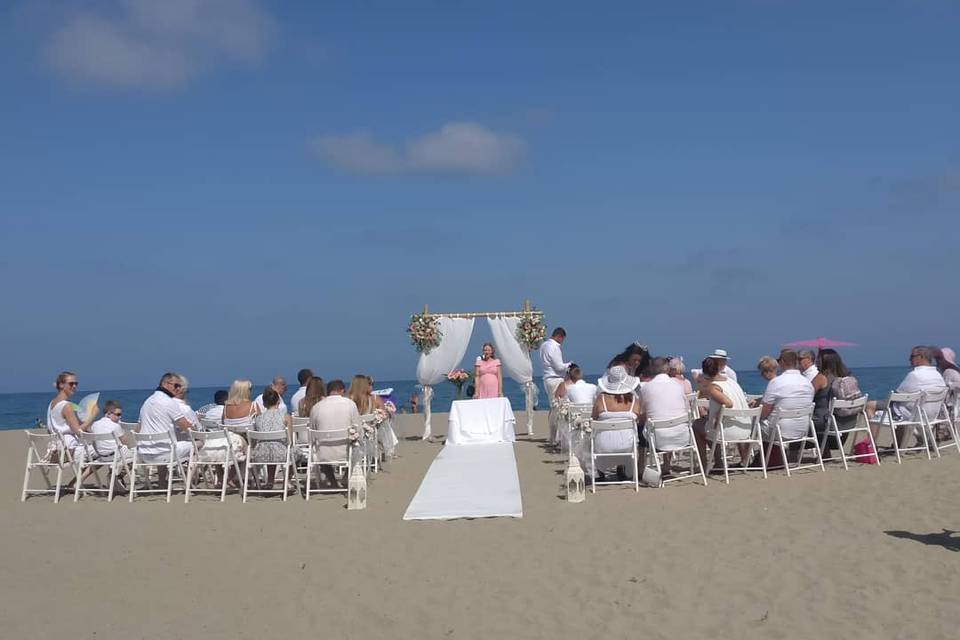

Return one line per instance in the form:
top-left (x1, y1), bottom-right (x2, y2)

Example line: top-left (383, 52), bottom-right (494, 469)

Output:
top-left (561, 387), bottom-right (960, 492)
top-left (21, 417), bottom-right (370, 503)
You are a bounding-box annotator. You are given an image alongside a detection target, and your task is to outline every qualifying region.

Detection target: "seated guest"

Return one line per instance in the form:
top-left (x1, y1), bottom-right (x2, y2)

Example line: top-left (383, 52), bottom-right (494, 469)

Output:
top-left (299, 376), bottom-right (326, 418)
top-left (933, 347), bottom-right (960, 392)
top-left (558, 364), bottom-right (598, 405)
top-left (812, 348), bottom-right (860, 458)
top-left (757, 356), bottom-right (779, 382)
top-left (223, 379), bottom-right (259, 425)
top-left (47, 370), bottom-right (99, 458)
top-left (203, 390), bottom-right (229, 423)
top-left (254, 376), bottom-right (288, 415)
top-left (799, 350), bottom-right (819, 382)
top-left (708, 348), bottom-right (738, 382)
top-left (591, 366), bottom-right (643, 479)
top-left (250, 387), bottom-right (293, 488)
top-left (173, 375), bottom-right (200, 436)
top-left (90, 400), bottom-right (132, 460)
top-left (695, 357), bottom-right (753, 468)
top-left (760, 350), bottom-right (815, 447)
top-left (641, 357), bottom-right (691, 468)
top-left (290, 368), bottom-right (314, 417)
top-left (887, 346), bottom-right (947, 447)
top-left (308, 379), bottom-right (361, 485)
top-left (668, 357), bottom-right (693, 395)
top-left (348, 375), bottom-right (381, 415)
top-left (138, 373), bottom-right (194, 462)
top-left (607, 342), bottom-right (651, 377)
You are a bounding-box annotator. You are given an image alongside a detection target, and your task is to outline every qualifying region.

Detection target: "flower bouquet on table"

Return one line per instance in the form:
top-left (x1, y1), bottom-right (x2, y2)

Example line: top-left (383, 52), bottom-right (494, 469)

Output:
top-left (408, 313), bottom-right (442, 354)
top-left (447, 369), bottom-right (472, 400)
top-left (516, 313), bottom-right (546, 351)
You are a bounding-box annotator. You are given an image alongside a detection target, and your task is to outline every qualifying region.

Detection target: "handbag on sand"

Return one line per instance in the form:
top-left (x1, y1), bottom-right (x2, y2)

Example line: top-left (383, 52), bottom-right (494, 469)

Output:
top-left (853, 439), bottom-right (878, 464)
top-left (641, 465), bottom-right (661, 487)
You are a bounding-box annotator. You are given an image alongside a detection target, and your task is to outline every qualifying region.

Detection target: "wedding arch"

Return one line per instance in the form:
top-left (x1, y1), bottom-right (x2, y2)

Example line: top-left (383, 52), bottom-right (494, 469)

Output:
top-left (410, 300), bottom-right (545, 439)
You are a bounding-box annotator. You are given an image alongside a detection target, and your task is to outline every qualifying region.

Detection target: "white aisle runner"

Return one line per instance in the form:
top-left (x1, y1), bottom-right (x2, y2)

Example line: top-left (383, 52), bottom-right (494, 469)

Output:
top-left (403, 443), bottom-right (523, 521)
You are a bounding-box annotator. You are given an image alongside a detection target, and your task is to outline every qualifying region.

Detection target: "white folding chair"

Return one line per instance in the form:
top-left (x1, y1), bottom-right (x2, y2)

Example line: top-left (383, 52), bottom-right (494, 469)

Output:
top-left (305, 427), bottom-right (354, 499)
top-left (563, 403), bottom-right (593, 456)
top-left (919, 388), bottom-right (960, 456)
top-left (764, 404), bottom-right (824, 477)
top-left (73, 432), bottom-right (124, 502)
top-left (645, 415), bottom-right (708, 488)
top-left (870, 391), bottom-right (929, 464)
top-left (21, 431), bottom-right (71, 502)
top-left (128, 431), bottom-right (188, 503)
top-left (185, 429), bottom-right (243, 503)
top-left (290, 422), bottom-right (311, 496)
top-left (194, 403), bottom-right (215, 419)
top-left (199, 417), bottom-right (221, 432)
top-left (243, 430), bottom-right (293, 502)
top-left (821, 395), bottom-right (879, 470)
top-left (588, 418), bottom-right (639, 492)
top-left (707, 407), bottom-right (766, 483)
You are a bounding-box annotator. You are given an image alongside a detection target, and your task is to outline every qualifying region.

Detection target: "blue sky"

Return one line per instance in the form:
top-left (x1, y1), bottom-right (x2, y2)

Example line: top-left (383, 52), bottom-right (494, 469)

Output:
top-left (1, 0), bottom-right (958, 392)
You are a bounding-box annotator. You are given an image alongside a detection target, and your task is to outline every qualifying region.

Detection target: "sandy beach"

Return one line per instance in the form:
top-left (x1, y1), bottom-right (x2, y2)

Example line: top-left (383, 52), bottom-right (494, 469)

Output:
top-left (4, 412), bottom-right (959, 640)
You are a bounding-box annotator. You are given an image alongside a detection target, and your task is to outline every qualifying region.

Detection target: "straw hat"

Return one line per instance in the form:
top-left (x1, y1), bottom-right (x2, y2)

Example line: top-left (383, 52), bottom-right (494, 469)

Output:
top-left (941, 347), bottom-right (957, 366)
top-left (707, 348), bottom-right (730, 360)
top-left (598, 365), bottom-right (640, 395)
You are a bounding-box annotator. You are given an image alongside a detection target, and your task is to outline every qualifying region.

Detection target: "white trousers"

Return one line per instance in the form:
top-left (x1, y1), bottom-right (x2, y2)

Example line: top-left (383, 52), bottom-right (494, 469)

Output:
top-left (544, 377), bottom-right (564, 443)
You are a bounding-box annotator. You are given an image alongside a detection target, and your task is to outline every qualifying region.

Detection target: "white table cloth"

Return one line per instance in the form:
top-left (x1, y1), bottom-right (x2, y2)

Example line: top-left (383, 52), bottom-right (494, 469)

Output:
top-left (446, 398), bottom-right (516, 445)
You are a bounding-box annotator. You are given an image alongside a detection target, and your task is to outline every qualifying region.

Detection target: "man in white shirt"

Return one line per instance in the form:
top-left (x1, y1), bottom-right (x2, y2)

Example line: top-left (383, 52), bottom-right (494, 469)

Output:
top-left (254, 376), bottom-right (288, 415)
top-left (173, 375), bottom-right (200, 438)
top-left (309, 379), bottom-right (361, 484)
top-left (641, 358), bottom-right (689, 423)
top-left (891, 346), bottom-right (947, 443)
top-left (760, 350), bottom-right (815, 440)
top-left (540, 327), bottom-right (570, 443)
top-left (798, 350), bottom-right (819, 382)
top-left (695, 349), bottom-right (738, 383)
top-left (290, 368), bottom-right (314, 417)
top-left (202, 390), bottom-right (228, 423)
top-left (90, 400), bottom-right (131, 460)
top-left (137, 373), bottom-right (194, 461)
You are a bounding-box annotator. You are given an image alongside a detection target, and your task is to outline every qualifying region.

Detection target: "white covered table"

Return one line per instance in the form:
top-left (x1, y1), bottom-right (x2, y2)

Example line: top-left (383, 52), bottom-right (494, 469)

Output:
top-left (447, 398), bottom-right (516, 445)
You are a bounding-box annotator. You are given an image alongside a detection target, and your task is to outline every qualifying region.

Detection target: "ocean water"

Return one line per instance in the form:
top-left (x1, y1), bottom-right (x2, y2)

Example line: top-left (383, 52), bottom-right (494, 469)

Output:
top-left (0, 367), bottom-right (912, 430)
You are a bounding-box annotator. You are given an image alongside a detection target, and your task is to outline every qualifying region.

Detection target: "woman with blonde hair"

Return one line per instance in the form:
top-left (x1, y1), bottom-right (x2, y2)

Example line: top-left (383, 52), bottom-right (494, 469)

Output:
top-left (348, 375), bottom-right (377, 414)
top-left (757, 356), bottom-right (779, 382)
top-left (219, 379), bottom-right (256, 457)
top-left (299, 376), bottom-right (326, 418)
top-left (47, 370), bottom-right (99, 457)
top-left (668, 357), bottom-right (693, 394)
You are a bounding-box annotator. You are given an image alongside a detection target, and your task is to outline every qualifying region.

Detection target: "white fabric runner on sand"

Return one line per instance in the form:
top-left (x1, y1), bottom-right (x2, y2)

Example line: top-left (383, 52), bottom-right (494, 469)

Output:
top-left (403, 443), bottom-right (523, 521)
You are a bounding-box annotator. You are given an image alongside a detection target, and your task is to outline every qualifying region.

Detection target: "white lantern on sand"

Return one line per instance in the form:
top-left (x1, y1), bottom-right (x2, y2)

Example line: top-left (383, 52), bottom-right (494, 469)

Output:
top-left (348, 459), bottom-right (367, 510)
top-left (565, 455), bottom-right (585, 503)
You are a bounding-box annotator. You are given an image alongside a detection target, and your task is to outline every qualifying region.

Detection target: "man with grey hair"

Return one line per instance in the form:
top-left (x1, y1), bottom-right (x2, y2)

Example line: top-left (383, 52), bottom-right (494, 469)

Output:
top-left (138, 372), bottom-right (194, 461)
top-left (890, 346), bottom-right (946, 444)
top-left (641, 357), bottom-right (688, 423)
top-left (798, 350), bottom-right (819, 382)
top-left (254, 376), bottom-right (288, 415)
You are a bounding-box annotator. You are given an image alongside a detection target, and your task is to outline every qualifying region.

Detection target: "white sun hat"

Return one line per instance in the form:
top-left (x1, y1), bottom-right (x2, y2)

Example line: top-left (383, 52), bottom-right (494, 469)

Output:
top-left (598, 365), bottom-right (640, 395)
top-left (707, 349), bottom-right (730, 360)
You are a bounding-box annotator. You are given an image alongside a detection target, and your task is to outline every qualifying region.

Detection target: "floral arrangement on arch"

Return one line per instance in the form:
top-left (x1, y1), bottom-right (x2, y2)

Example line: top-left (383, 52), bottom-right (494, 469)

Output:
top-left (516, 313), bottom-right (546, 351)
top-left (447, 369), bottom-right (471, 385)
top-left (408, 312), bottom-right (442, 354)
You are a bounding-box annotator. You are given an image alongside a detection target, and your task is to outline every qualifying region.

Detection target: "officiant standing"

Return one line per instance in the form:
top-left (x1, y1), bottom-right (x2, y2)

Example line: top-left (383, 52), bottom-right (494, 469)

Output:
top-left (540, 327), bottom-right (571, 442)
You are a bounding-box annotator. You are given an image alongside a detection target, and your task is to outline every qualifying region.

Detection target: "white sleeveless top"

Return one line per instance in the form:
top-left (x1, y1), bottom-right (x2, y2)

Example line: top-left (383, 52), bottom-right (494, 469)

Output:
top-left (707, 378), bottom-right (751, 431)
top-left (47, 399), bottom-right (79, 448)
top-left (222, 403), bottom-right (256, 428)
top-left (564, 380), bottom-right (598, 405)
top-left (597, 394), bottom-right (638, 421)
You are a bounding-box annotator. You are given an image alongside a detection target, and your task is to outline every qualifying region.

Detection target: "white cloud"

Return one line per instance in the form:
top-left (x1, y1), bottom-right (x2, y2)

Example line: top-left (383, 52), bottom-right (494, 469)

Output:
top-left (44, 0), bottom-right (272, 90)
top-left (312, 122), bottom-right (527, 176)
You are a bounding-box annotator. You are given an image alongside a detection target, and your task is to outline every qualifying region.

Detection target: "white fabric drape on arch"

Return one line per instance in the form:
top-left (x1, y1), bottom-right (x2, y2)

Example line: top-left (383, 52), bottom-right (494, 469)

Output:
top-left (416, 317), bottom-right (475, 439)
top-left (487, 316), bottom-right (538, 435)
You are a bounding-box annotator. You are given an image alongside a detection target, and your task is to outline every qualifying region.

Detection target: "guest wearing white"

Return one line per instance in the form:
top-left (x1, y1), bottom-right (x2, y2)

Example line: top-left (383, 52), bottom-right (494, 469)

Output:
top-left (933, 347), bottom-right (960, 392)
top-left (203, 390), bottom-right (228, 423)
top-left (641, 358), bottom-right (691, 465)
top-left (695, 357), bottom-right (753, 467)
top-left (137, 373), bottom-right (194, 461)
top-left (558, 365), bottom-right (597, 405)
top-left (46, 370), bottom-right (99, 457)
top-left (90, 400), bottom-right (132, 460)
top-left (707, 349), bottom-right (737, 382)
top-left (290, 368), bottom-right (314, 417)
top-left (760, 350), bottom-right (815, 446)
top-left (799, 350), bottom-right (820, 382)
top-left (173, 375), bottom-right (200, 438)
top-left (591, 366), bottom-right (643, 478)
top-left (540, 327), bottom-right (571, 443)
top-left (757, 356), bottom-right (779, 383)
top-left (668, 357), bottom-right (693, 395)
top-left (254, 376), bottom-right (288, 415)
top-left (889, 346), bottom-right (947, 447)
top-left (309, 379), bottom-right (361, 485)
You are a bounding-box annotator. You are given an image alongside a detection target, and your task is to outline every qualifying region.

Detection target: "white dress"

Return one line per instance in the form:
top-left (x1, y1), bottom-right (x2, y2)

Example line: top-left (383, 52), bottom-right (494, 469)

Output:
top-left (590, 395), bottom-right (639, 475)
top-left (47, 399), bottom-right (80, 451)
top-left (706, 378), bottom-right (753, 442)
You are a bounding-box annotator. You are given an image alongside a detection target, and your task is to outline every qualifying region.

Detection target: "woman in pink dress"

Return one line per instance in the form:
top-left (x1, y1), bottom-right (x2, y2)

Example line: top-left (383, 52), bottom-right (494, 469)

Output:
top-left (473, 343), bottom-right (503, 399)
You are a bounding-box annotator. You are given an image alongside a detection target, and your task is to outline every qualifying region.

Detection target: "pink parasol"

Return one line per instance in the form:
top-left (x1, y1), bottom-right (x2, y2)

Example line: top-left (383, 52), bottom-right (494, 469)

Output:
top-left (784, 337), bottom-right (857, 350)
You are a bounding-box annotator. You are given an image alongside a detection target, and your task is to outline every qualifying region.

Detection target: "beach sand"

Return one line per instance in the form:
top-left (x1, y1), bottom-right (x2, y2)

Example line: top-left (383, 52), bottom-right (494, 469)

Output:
top-left (4, 412), bottom-right (959, 640)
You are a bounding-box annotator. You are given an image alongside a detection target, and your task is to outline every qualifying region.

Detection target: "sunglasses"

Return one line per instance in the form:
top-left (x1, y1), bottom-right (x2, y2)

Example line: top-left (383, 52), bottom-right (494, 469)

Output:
top-left (67, 381), bottom-right (78, 387)
top-left (111, 411), bottom-right (122, 417)
top-left (173, 383), bottom-right (183, 390)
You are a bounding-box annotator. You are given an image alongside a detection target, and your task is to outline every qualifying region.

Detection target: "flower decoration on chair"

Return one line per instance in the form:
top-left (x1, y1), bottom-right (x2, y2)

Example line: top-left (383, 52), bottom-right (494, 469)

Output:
top-left (383, 401), bottom-right (397, 416)
top-left (408, 312), bottom-right (442, 354)
top-left (372, 408), bottom-right (388, 425)
top-left (572, 414), bottom-right (592, 435)
top-left (348, 426), bottom-right (361, 444)
top-left (516, 313), bottom-right (546, 351)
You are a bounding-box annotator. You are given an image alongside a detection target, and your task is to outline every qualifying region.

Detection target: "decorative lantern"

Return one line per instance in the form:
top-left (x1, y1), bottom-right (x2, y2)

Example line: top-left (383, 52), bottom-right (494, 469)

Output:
top-left (565, 455), bottom-right (586, 503)
top-left (348, 462), bottom-right (367, 510)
